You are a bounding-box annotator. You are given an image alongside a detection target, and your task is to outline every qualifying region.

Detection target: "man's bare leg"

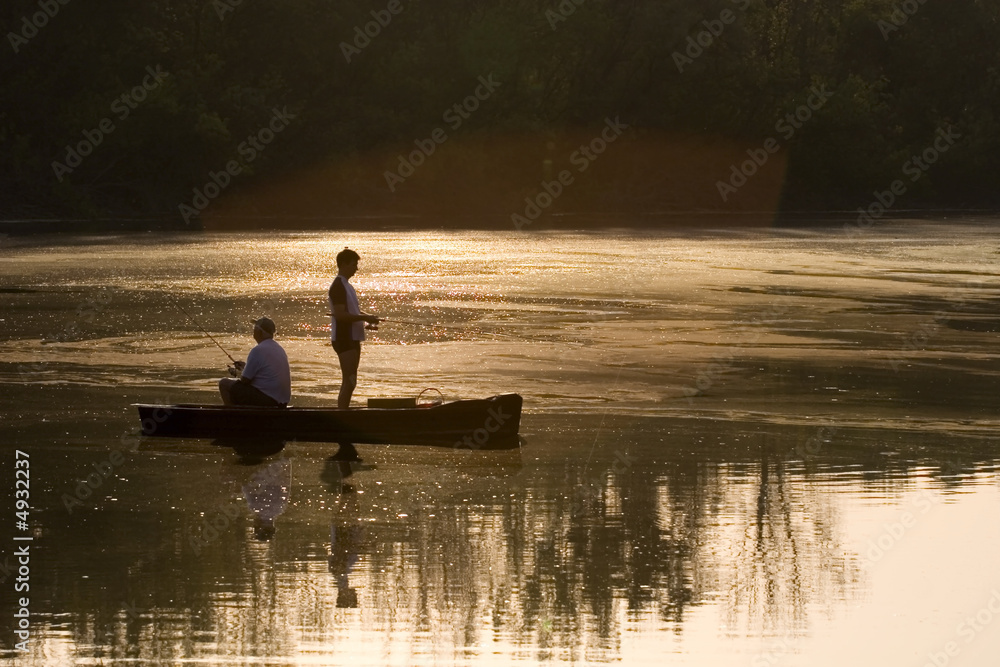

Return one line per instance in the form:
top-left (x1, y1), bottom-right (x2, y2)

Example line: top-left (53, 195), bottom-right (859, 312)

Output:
top-left (337, 348), bottom-right (360, 409)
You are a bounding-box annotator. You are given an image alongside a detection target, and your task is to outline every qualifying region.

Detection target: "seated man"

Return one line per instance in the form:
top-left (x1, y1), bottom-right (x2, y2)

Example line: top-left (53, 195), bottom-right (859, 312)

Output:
top-left (218, 317), bottom-right (291, 407)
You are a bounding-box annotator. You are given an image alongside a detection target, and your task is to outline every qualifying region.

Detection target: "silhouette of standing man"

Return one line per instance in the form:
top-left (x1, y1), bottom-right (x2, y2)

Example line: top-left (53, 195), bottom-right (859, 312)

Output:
top-left (329, 248), bottom-right (379, 408)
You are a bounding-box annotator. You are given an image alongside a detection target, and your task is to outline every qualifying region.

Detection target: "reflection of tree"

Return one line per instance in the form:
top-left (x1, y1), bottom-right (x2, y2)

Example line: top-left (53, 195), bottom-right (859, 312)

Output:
top-left (434, 442), bottom-right (860, 652)
top-left (712, 443), bottom-right (862, 637)
top-left (498, 458), bottom-right (710, 653)
top-left (16, 427), bottom-right (989, 664)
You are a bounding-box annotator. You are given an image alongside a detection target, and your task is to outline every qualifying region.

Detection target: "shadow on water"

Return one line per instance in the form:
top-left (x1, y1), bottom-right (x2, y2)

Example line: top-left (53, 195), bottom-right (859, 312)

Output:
top-left (327, 441), bottom-right (361, 462)
top-left (211, 438), bottom-right (287, 465)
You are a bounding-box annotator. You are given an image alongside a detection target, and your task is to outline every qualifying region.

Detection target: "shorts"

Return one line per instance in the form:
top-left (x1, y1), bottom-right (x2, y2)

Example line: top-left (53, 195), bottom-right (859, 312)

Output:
top-left (332, 338), bottom-right (361, 354)
top-left (231, 381), bottom-right (284, 407)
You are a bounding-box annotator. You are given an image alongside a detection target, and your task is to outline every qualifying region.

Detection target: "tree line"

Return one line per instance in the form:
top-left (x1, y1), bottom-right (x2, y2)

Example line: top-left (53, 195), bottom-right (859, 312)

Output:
top-left (2, 0), bottom-right (999, 226)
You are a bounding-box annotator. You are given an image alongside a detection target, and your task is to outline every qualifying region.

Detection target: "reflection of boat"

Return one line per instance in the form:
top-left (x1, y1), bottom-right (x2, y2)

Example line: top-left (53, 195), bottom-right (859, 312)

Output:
top-left (212, 439), bottom-right (286, 463)
top-left (135, 394), bottom-right (523, 448)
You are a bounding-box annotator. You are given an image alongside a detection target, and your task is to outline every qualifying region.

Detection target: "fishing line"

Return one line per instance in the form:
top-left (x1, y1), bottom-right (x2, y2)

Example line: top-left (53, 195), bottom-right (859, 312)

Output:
top-left (167, 294), bottom-right (238, 364)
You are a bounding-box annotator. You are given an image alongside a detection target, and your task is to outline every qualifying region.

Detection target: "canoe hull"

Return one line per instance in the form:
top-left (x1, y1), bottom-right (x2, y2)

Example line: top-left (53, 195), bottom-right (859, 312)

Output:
top-left (135, 394), bottom-right (522, 449)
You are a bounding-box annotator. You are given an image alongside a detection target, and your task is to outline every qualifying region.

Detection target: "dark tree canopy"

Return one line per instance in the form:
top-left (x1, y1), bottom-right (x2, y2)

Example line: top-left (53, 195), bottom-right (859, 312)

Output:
top-left (2, 0), bottom-right (998, 225)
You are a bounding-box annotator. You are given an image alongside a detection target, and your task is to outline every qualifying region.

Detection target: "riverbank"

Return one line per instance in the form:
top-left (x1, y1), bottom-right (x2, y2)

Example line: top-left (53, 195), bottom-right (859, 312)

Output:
top-left (3, 210), bottom-right (998, 237)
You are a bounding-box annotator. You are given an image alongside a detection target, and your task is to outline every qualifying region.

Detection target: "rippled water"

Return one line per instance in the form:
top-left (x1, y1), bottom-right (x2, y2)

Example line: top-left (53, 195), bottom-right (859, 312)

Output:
top-left (1, 222), bottom-right (999, 665)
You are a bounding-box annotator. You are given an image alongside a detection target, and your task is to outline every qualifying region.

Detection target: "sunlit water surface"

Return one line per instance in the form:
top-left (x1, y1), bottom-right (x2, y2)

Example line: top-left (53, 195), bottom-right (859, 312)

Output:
top-left (1, 222), bottom-right (999, 665)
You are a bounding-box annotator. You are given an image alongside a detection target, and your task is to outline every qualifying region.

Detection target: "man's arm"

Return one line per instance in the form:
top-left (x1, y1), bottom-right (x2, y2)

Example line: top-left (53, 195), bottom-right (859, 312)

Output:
top-left (240, 349), bottom-right (260, 383)
top-left (332, 303), bottom-right (378, 324)
top-left (330, 278), bottom-right (377, 324)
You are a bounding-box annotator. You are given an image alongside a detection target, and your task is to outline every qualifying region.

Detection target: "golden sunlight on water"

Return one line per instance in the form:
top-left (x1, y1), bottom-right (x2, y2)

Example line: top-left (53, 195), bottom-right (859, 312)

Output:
top-left (0, 222), bottom-right (999, 665)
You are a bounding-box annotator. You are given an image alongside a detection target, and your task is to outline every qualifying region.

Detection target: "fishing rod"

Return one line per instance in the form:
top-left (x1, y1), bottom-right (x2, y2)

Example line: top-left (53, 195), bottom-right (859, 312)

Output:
top-left (376, 317), bottom-right (587, 346)
top-left (327, 312), bottom-right (592, 346)
top-left (378, 317), bottom-right (446, 328)
top-left (168, 294), bottom-right (239, 364)
top-left (329, 314), bottom-right (483, 332)
top-left (324, 314), bottom-right (427, 330)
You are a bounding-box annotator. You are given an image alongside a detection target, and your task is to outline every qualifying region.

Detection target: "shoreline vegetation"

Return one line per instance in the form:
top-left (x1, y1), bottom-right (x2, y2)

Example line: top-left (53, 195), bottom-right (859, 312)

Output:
top-left (3, 1), bottom-right (999, 229)
top-left (2, 210), bottom-right (998, 237)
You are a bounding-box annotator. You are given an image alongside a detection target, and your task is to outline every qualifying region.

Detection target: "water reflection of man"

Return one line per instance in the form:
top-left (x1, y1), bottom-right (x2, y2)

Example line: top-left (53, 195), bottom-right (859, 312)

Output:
top-left (219, 317), bottom-right (291, 407)
top-left (321, 459), bottom-right (356, 493)
top-left (329, 522), bottom-right (362, 608)
top-left (324, 458), bottom-right (362, 608)
top-left (243, 458), bottom-right (291, 541)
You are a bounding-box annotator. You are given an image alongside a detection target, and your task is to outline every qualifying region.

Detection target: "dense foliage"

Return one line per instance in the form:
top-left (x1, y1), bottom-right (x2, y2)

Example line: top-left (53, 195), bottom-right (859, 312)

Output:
top-left (2, 0), bottom-right (998, 224)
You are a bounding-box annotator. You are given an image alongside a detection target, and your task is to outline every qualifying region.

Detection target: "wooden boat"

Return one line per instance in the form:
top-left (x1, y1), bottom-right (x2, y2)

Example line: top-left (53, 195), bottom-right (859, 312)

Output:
top-left (135, 394), bottom-right (523, 449)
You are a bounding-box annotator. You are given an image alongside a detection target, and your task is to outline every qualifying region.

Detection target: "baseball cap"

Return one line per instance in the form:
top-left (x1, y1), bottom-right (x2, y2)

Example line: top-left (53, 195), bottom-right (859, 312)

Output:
top-left (253, 317), bottom-right (276, 335)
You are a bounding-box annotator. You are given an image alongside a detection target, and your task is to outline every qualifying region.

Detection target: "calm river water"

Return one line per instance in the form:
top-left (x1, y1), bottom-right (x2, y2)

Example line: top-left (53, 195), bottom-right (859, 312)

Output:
top-left (0, 221), bottom-right (999, 666)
